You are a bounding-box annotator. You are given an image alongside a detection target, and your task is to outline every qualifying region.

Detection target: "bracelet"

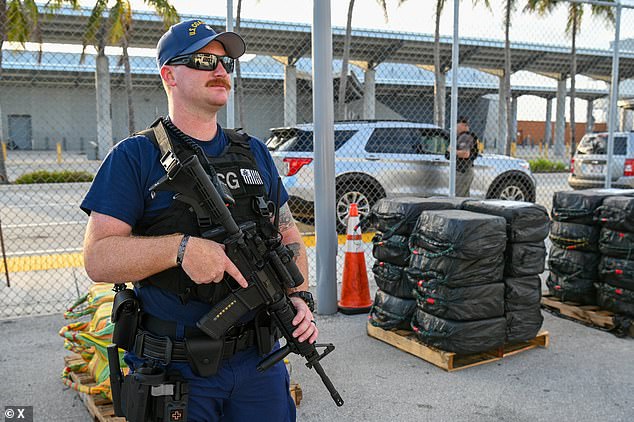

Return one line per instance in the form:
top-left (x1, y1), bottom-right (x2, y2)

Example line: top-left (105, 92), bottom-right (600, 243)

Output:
top-left (176, 235), bottom-right (190, 267)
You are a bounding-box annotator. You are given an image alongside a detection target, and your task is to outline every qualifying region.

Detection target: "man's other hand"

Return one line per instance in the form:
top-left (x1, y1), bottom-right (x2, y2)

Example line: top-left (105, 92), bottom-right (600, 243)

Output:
top-left (290, 296), bottom-right (319, 344)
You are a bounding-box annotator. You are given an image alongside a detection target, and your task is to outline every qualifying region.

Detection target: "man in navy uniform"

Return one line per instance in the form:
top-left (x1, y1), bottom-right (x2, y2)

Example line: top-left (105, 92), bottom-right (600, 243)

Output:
top-left (81, 19), bottom-right (316, 421)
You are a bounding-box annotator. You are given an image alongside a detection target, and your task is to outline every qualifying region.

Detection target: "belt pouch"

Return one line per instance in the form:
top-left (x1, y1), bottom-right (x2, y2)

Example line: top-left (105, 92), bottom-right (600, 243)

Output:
top-left (111, 288), bottom-right (141, 351)
top-left (185, 337), bottom-right (224, 377)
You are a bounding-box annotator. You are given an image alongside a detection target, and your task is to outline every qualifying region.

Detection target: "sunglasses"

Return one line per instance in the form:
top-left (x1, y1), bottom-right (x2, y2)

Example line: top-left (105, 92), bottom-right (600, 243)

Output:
top-left (167, 53), bottom-right (235, 73)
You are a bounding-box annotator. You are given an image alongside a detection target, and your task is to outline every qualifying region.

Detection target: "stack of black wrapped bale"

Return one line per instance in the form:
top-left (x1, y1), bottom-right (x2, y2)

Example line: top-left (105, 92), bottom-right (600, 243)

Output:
top-left (548, 190), bottom-right (608, 304)
top-left (463, 200), bottom-right (550, 343)
top-left (368, 197), bottom-right (469, 330)
top-left (548, 189), bottom-right (634, 304)
top-left (595, 196), bottom-right (634, 318)
top-left (408, 209), bottom-right (508, 354)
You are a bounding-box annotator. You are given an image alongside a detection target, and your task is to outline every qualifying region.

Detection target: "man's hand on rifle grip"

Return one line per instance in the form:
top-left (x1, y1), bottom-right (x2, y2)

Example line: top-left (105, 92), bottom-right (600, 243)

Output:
top-left (290, 297), bottom-right (319, 344)
top-left (179, 236), bottom-right (248, 288)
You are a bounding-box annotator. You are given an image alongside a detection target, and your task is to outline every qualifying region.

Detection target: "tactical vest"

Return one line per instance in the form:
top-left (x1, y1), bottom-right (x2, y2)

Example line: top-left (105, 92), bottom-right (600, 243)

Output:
top-left (132, 118), bottom-right (278, 304)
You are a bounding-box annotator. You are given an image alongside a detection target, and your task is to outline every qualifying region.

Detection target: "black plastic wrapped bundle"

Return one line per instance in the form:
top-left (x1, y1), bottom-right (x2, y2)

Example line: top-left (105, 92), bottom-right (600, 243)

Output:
top-left (546, 271), bottom-right (597, 305)
top-left (368, 290), bottom-right (417, 330)
top-left (599, 228), bottom-right (634, 259)
top-left (370, 196), bottom-right (470, 236)
top-left (596, 283), bottom-right (634, 317)
top-left (410, 210), bottom-right (507, 260)
top-left (598, 256), bottom-right (634, 290)
top-left (551, 188), bottom-right (634, 224)
top-left (372, 261), bottom-right (416, 299)
top-left (596, 195), bottom-right (634, 232)
top-left (505, 305), bottom-right (543, 343)
top-left (504, 241), bottom-right (546, 277)
top-left (505, 275), bottom-right (542, 312)
top-left (462, 200), bottom-right (551, 242)
top-left (371, 233), bottom-right (410, 267)
top-left (414, 281), bottom-right (505, 321)
top-left (411, 309), bottom-right (506, 354)
top-left (548, 246), bottom-right (600, 279)
top-left (549, 221), bottom-right (600, 252)
top-left (408, 252), bottom-right (505, 288)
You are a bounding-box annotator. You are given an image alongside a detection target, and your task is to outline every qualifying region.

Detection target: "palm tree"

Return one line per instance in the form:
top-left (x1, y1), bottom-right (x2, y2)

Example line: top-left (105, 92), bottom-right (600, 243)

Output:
top-left (335, 1), bottom-right (388, 121)
top-left (82, 0), bottom-right (178, 134)
top-left (0, 1), bottom-right (79, 182)
top-left (392, 0), bottom-right (491, 129)
top-left (525, 0), bottom-right (614, 158)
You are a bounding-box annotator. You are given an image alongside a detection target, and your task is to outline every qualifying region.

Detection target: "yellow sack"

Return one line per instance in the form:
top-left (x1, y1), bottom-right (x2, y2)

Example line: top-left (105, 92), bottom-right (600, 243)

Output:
top-left (64, 283), bottom-right (115, 320)
top-left (60, 300), bottom-right (128, 400)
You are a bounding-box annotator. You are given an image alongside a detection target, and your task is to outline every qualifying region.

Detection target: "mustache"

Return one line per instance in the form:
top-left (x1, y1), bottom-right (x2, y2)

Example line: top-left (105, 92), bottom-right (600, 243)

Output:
top-left (206, 78), bottom-right (232, 90)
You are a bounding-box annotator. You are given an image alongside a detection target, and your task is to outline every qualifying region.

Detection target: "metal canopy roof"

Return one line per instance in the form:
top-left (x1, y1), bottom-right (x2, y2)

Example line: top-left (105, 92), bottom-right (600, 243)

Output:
top-left (34, 6), bottom-right (634, 82)
top-left (0, 49), bottom-right (609, 101)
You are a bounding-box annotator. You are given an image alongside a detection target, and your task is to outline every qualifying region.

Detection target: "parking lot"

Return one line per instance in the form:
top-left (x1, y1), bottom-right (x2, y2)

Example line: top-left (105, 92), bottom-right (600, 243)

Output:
top-left (0, 151), bottom-right (632, 422)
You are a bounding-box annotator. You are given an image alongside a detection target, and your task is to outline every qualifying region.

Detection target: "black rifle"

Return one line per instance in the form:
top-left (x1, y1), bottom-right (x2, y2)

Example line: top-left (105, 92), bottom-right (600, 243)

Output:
top-left (150, 153), bottom-right (344, 407)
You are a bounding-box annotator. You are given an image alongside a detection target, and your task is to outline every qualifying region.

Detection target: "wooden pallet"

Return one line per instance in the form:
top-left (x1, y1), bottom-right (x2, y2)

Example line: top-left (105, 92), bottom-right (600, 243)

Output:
top-left (63, 355), bottom-right (124, 422)
top-left (541, 294), bottom-right (634, 337)
top-left (64, 354), bottom-right (303, 419)
top-left (367, 322), bottom-right (549, 372)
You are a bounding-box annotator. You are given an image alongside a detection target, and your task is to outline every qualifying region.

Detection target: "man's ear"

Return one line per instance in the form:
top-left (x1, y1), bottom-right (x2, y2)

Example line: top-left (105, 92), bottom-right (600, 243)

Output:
top-left (160, 66), bottom-right (176, 87)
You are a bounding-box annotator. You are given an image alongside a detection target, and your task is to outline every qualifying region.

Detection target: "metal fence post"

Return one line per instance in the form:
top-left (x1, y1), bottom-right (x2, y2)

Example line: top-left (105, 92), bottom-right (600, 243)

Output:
top-left (448, 0), bottom-right (460, 197)
top-left (226, 0), bottom-right (235, 129)
top-left (605, 0), bottom-right (622, 189)
top-left (312, 0), bottom-right (338, 315)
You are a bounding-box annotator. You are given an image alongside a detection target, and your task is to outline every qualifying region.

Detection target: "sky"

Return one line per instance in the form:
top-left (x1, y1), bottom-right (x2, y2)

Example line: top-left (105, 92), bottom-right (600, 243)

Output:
top-left (116, 0), bottom-right (634, 50)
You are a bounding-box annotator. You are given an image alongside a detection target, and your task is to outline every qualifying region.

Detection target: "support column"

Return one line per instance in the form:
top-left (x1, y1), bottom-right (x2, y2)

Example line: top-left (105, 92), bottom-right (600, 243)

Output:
top-left (95, 53), bottom-right (113, 160)
top-left (284, 64), bottom-right (297, 127)
top-left (497, 76), bottom-right (507, 155)
top-left (545, 97), bottom-right (553, 146)
top-left (0, 103), bottom-right (7, 183)
top-left (511, 97), bottom-right (518, 142)
top-left (619, 107), bottom-right (627, 131)
top-left (363, 67), bottom-right (376, 120)
top-left (554, 78), bottom-right (566, 159)
top-left (586, 99), bottom-right (594, 133)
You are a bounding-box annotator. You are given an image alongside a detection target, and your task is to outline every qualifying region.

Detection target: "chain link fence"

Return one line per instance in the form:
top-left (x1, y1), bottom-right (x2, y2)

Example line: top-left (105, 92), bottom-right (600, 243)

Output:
top-left (0, 1), bottom-right (633, 318)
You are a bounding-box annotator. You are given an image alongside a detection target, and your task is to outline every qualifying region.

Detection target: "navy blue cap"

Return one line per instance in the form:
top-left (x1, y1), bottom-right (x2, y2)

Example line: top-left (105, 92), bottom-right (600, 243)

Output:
top-left (156, 19), bottom-right (246, 69)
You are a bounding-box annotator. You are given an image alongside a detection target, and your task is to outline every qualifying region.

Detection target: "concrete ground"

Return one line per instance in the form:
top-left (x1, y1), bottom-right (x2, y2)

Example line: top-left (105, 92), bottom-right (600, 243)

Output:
top-left (0, 308), bottom-right (632, 422)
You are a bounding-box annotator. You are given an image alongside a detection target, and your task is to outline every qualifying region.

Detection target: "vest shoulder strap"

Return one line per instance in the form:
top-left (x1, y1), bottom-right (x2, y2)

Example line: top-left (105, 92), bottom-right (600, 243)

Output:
top-left (224, 128), bottom-right (252, 148)
top-left (134, 118), bottom-right (253, 158)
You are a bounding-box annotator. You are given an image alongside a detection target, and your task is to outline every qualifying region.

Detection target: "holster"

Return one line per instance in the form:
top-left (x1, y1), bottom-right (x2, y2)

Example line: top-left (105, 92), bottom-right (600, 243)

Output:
top-left (111, 286), bottom-right (141, 351)
top-left (254, 311), bottom-right (280, 356)
top-left (120, 365), bottom-right (189, 422)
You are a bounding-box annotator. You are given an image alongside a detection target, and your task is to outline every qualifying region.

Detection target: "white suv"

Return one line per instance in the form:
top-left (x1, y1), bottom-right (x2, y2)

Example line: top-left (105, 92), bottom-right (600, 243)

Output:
top-left (569, 131), bottom-right (634, 190)
top-left (267, 120), bottom-right (536, 232)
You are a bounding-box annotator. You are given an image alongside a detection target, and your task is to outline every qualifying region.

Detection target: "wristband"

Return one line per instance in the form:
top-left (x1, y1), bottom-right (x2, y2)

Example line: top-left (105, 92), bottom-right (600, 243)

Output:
top-left (176, 235), bottom-right (190, 267)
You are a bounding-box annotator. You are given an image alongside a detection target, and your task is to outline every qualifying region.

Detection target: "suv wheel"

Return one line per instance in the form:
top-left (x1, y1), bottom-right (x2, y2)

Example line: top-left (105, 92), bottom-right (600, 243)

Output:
top-left (336, 176), bottom-right (384, 233)
top-left (490, 176), bottom-right (532, 202)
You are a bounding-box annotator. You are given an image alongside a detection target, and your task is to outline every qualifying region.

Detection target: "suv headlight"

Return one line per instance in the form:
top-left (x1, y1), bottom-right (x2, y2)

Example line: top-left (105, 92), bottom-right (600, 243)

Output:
top-left (519, 161), bottom-right (530, 171)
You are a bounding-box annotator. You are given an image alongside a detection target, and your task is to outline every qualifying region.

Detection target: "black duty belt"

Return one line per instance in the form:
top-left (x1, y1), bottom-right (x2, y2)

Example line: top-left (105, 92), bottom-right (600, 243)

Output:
top-left (133, 314), bottom-right (257, 365)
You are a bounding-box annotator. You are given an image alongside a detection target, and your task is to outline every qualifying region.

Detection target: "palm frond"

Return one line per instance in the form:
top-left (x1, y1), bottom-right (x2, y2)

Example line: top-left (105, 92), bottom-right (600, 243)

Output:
top-left (375, 0), bottom-right (388, 22)
top-left (144, 0), bottom-right (179, 28)
top-left (6, 0), bottom-right (29, 44)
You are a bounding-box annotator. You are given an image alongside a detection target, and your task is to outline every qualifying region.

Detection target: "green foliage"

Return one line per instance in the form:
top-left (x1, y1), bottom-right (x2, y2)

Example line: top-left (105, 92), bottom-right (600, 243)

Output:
top-left (529, 158), bottom-right (568, 173)
top-left (14, 170), bottom-right (94, 184)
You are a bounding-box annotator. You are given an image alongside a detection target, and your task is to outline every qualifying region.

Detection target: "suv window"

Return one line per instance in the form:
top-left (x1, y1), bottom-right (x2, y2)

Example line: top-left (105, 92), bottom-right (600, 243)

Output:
top-left (576, 134), bottom-right (627, 156)
top-left (365, 128), bottom-right (448, 154)
top-left (266, 129), bottom-right (357, 152)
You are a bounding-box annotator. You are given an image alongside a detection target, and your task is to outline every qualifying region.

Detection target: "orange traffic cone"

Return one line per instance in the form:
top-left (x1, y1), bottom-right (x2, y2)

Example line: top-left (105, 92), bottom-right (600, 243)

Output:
top-left (338, 203), bottom-right (373, 315)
